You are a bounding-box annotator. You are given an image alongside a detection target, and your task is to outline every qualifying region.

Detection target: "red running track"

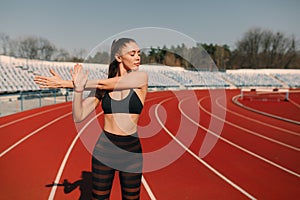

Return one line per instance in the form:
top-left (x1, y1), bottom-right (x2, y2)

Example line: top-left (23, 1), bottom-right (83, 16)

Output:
top-left (1, 89), bottom-right (300, 199)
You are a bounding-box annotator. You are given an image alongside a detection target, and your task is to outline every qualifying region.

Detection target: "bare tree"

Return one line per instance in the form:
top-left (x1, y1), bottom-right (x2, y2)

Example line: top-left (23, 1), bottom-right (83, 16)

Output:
top-left (8, 36), bottom-right (57, 60)
top-left (86, 51), bottom-right (109, 64)
top-left (18, 36), bottom-right (39, 59)
top-left (234, 27), bottom-right (298, 68)
top-left (236, 27), bottom-right (263, 68)
top-left (54, 48), bottom-right (71, 61)
top-left (0, 33), bottom-right (10, 55)
top-left (37, 37), bottom-right (56, 60)
top-left (71, 48), bottom-right (87, 62)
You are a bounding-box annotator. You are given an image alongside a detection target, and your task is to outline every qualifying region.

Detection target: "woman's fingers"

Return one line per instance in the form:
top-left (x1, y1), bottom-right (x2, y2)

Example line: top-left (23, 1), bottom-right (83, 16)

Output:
top-left (72, 63), bottom-right (85, 76)
top-left (34, 68), bottom-right (63, 88)
top-left (70, 68), bottom-right (74, 77)
top-left (34, 77), bottom-right (50, 88)
top-left (74, 63), bottom-right (82, 74)
top-left (49, 68), bottom-right (59, 77)
top-left (71, 63), bottom-right (79, 77)
top-left (34, 76), bottom-right (48, 84)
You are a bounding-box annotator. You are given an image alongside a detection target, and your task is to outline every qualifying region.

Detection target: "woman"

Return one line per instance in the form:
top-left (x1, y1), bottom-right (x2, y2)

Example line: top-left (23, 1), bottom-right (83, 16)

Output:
top-left (35, 38), bottom-right (148, 200)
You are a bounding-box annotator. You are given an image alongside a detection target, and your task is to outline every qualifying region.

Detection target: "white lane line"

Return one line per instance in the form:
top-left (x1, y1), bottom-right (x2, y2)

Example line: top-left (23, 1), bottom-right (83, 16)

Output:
top-left (154, 98), bottom-right (256, 200)
top-left (287, 90), bottom-right (300, 109)
top-left (48, 112), bottom-right (103, 200)
top-left (199, 96), bottom-right (300, 151)
top-left (215, 97), bottom-right (300, 137)
top-left (232, 95), bottom-right (300, 125)
top-left (141, 96), bottom-right (166, 200)
top-left (0, 112), bottom-right (72, 157)
top-left (48, 96), bottom-right (160, 199)
top-left (289, 98), bottom-right (300, 109)
top-left (180, 98), bottom-right (300, 178)
top-left (142, 176), bottom-right (157, 200)
top-left (0, 96), bottom-right (161, 129)
top-left (0, 104), bottom-right (70, 128)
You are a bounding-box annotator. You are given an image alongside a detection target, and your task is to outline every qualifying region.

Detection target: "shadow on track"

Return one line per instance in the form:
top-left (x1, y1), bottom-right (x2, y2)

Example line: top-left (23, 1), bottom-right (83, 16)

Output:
top-left (45, 171), bottom-right (92, 200)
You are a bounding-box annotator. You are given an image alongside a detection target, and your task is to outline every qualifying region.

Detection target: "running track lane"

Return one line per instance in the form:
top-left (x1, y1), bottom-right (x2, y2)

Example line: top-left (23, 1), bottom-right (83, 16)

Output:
top-left (187, 90), bottom-right (300, 199)
top-left (1, 90), bottom-right (300, 199)
top-left (236, 90), bottom-right (300, 122)
top-left (199, 96), bottom-right (300, 172)
top-left (142, 91), bottom-right (253, 199)
top-left (0, 93), bottom-right (164, 199)
top-left (50, 94), bottom-right (168, 200)
top-left (0, 104), bottom-right (77, 199)
top-left (192, 92), bottom-right (299, 198)
top-left (0, 103), bottom-right (72, 154)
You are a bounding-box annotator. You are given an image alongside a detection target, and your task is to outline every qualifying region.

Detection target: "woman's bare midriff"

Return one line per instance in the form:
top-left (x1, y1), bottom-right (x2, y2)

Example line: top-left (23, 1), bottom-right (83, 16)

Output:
top-left (103, 113), bottom-right (140, 135)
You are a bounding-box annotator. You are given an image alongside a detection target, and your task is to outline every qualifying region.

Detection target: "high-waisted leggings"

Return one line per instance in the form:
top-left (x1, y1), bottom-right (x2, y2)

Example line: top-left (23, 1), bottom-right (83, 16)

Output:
top-left (92, 131), bottom-right (143, 200)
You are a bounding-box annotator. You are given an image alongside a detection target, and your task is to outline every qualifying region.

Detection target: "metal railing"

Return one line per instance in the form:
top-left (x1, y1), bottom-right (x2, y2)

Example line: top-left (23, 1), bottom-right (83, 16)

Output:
top-left (0, 89), bottom-right (72, 117)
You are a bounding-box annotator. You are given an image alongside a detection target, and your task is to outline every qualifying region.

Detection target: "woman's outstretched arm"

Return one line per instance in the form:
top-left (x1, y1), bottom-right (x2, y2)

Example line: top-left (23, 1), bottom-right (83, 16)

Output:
top-left (34, 69), bottom-right (73, 88)
top-left (87, 71), bottom-right (148, 90)
top-left (34, 65), bottom-right (148, 90)
top-left (34, 70), bottom-right (101, 89)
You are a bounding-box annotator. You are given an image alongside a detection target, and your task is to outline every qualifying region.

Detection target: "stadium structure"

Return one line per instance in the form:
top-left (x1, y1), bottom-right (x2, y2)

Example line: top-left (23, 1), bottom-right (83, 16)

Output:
top-left (1, 55), bottom-right (299, 93)
top-left (1, 55), bottom-right (300, 199)
top-left (1, 55), bottom-right (299, 116)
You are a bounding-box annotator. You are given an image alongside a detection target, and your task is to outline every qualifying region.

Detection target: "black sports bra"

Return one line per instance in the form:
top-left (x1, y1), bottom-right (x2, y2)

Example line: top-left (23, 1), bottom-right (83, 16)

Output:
top-left (101, 88), bottom-right (143, 114)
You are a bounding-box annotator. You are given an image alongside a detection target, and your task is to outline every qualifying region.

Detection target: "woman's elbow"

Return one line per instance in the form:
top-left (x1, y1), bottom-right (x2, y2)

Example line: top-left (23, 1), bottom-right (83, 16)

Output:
top-left (73, 118), bottom-right (82, 123)
top-left (97, 84), bottom-right (105, 90)
top-left (72, 114), bottom-right (84, 123)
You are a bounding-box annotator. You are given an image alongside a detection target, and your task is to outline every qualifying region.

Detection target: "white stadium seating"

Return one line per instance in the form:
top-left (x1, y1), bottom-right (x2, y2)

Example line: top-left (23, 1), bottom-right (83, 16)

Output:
top-left (0, 55), bottom-right (299, 94)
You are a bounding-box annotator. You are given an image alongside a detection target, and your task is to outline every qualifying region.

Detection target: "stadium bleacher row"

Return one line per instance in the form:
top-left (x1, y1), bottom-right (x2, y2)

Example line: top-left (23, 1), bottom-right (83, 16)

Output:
top-left (221, 73), bottom-right (283, 88)
top-left (0, 55), bottom-right (299, 94)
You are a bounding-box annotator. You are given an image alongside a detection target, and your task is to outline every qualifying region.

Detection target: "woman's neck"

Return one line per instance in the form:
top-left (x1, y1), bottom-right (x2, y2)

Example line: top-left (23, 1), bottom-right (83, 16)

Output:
top-left (119, 63), bottom-right (129, 76)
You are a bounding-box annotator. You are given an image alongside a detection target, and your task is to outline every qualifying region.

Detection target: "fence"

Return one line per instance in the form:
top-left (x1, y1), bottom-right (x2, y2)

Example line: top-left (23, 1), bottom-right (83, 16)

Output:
top-left (0, 89), bottom-right (72, 117)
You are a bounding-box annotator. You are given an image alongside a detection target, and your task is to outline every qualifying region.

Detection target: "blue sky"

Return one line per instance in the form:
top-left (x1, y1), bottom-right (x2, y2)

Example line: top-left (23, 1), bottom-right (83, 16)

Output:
top-left (0, 0), bottom-right (299, 52)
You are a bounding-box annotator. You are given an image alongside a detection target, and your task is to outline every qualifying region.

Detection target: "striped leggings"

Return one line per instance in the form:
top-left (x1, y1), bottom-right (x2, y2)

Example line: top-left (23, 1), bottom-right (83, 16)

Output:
top-left (92, 131), bottom-right (143, 200)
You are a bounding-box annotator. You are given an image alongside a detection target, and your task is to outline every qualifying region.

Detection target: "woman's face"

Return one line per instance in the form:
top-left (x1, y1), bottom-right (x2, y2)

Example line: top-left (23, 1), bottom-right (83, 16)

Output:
top-left (118, 42), bottom-right (141, 71)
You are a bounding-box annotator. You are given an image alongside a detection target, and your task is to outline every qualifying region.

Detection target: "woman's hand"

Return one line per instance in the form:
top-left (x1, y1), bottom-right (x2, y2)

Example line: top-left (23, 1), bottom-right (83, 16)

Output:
top-left (34, 69), bottom-right (64, 88)
top-left (70, 64), bottom-right (88, 92)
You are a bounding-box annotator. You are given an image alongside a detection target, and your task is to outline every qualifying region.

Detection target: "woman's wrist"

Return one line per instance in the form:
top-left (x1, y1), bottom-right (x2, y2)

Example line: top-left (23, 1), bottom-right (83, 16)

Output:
top-left (74, 88), bottom-right (84, 93)
top-left (73, 83), bottom-right (85, 92)
top-left (62, 80), bottom-right (74, 88)
top-left (72, 79), bottom-right (85, 92)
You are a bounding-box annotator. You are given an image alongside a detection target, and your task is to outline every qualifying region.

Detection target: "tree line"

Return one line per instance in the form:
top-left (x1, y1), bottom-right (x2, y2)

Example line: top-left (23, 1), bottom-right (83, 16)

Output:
top-left (0, 34), bottom-right (86, 62)
top-left (230, 27), bottom-right (298, 69)
top-left (1, 27), bottom-right (299, 69)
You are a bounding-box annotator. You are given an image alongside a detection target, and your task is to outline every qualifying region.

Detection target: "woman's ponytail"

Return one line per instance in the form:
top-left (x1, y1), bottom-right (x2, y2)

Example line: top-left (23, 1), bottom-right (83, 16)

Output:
top-left (107, 38), bottom-right (136, 78)
top-left (108, 59), bottom-right (120, 78)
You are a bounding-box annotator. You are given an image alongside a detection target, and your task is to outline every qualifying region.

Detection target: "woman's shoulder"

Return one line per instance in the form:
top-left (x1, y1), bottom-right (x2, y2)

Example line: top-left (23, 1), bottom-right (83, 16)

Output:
top-left (131, 71), bottom-right (148, 83)
top-left (129, 71), bottom-right (148, 78)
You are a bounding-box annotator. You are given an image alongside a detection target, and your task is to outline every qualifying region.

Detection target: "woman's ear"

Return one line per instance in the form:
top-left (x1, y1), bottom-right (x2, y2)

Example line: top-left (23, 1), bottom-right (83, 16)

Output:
top-left (115, 54), bottom-right (122, 62)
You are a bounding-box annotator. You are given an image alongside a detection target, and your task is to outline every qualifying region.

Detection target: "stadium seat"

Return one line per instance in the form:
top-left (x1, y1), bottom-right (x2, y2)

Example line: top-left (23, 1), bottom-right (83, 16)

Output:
top-left (0, 55), bottom-right (299, 94)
